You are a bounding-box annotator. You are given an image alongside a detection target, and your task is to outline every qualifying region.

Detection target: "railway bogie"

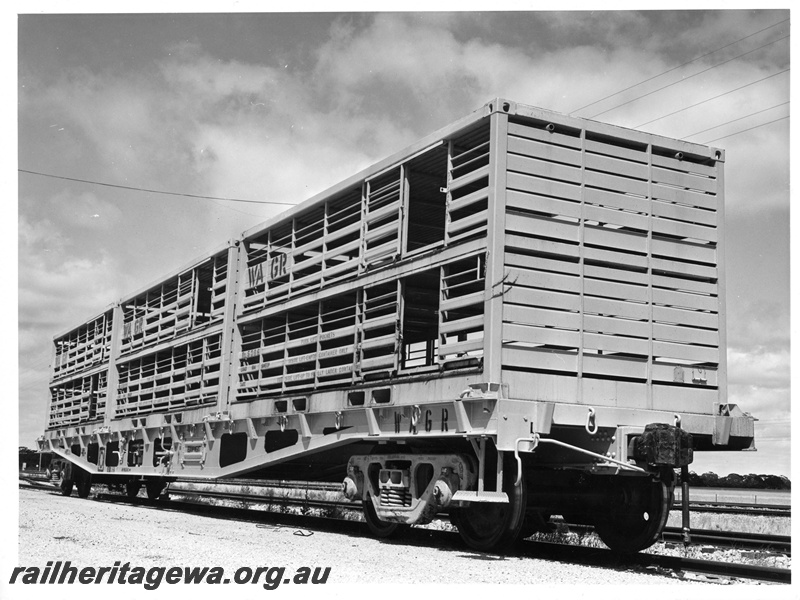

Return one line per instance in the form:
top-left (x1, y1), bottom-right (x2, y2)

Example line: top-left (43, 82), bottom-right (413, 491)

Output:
top-left (39, 99), bottom-right (755, 554)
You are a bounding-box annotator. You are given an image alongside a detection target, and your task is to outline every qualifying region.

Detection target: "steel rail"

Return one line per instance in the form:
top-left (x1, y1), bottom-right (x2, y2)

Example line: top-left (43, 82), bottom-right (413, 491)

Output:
top-left (19, 482), bottom-right (790, 584)
top-left (173, 480), bottom-right (791, 517)
top-left (673, 498), bottom-right (791, 510)
top-left (20, 471), bottom-right (343, 492)
top-left (518, 540), bottom-right (791, 584)
top-left (560, 521), bottom-right (791, 555)
top-left (17, 479), bottom-right (359, 513)
top-left (673, 503), bottom-right (791, 517)
top-left (142, 487), bottom-right (795, 581)
top-left (21, 474), bottom-right (791, 525)
top-left (142, 488), bottom-right (797, 556)
top-left (161, 486), bottom-right (796, 555)
top-left (166, 486), bottom-right (359, 513)
top-left (18, 477), bottom-right (60, 490)
top-left (630, 551), bottom-right (791, 583)
top-left (172, 477), bottom-right (342, 492)
top-left (660, 527), bottom-right (791, 554)
top-left (21, 474), bottom-right (790, 519)
top-left (21, 470), bottom-right (791, 513)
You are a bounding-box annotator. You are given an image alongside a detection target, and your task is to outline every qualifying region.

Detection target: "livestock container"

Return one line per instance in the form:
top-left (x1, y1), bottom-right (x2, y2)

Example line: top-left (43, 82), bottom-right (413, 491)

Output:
top-left (39, 99), bottom-right (755, 552)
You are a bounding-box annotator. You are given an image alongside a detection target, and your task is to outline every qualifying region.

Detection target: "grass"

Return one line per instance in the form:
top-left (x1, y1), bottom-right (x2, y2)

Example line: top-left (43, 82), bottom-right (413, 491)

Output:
top-left (666, 511), bottom-right (790, 536)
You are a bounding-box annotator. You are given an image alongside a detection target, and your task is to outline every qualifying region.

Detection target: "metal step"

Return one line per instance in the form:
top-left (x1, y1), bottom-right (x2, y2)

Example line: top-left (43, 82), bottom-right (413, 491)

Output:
top-left (452, 491), bottom-right (509, 503)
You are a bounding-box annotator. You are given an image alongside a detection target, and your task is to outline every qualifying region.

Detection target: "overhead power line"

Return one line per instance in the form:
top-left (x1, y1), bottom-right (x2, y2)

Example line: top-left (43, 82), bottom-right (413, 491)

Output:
top-left (570, 17), bottom-right (790, 116)
top-left (635, 68), bottom-right (789, 128)
top-left (681, 100), bottom-right (790, 140)
top-left (18, 169), bottom-right (297, 207)
top-left (586, 34), bottom-right (790, 120)
top-left (699, 115), bottom-right (789, 144)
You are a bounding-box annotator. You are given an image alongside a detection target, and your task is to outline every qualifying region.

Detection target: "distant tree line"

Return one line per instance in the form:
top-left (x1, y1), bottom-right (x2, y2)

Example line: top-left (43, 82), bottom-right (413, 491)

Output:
top-left (687, 471), bottom-right (791, 490)
top-left (18, 447), bottom-right (52, 471)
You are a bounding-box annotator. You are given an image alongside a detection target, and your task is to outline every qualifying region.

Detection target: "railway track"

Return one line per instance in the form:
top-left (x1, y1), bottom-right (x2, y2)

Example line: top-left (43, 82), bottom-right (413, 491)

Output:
top-left (681, 503), bottom-right (791, 517)
top-left (171, 486), bottom-right (793, 555)
top-left (168, 484), bottom-right (357, 514)
top-left (20, 472), bottom-right (792, 515)
top-left (661, 527), bottom-right (791, 553)
top-left (19, 479), bottom-right (790, 583)
top-left (561, 521), bottom-right (791, 555)
top-left (518, 540), bottom-right (791, 584)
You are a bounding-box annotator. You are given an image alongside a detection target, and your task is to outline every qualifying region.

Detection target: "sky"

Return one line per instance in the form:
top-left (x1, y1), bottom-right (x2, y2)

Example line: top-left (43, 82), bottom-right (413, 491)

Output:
top-left (15, 8), bottom-right (791, 479)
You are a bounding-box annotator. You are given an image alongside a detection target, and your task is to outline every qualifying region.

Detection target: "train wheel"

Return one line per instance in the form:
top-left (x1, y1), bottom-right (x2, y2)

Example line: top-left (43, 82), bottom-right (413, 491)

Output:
top-left (59, 478), bottom-right (74, 497)
top-left (593, 478), bottom-right (671, 553)
top-left (125, 479), bottom-right (141, 499)
top-left (451, 456), bottom-right (527, 552)
top-left (145, 480), bottom-right (165, 500)
top-left (362, 495), bottom-right (400, 538)
top-left (75, 470), bottom-right (92, 499)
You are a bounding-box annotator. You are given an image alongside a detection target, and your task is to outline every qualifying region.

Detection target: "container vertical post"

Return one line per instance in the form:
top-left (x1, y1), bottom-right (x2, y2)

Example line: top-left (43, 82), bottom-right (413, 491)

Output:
top-left (217, 241), bottom-right (243, 413)
top-left (715, 150), bottom-right (728, 406)
top-left (104, 304), bottom-right (124, 424)
top-left (483, 107), bottom-right (510, 383)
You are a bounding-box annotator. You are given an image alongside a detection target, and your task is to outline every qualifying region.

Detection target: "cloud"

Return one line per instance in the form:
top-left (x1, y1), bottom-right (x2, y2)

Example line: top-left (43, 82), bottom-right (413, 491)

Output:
top-left (154, 42), bottom-right (424, 210)
top-left (728, 300), bottom-right (789, 351)
top-left (51, 190), bottom-right (124, 231)
top-left (31, 68), bottom-right (162, 178)
top-left (692, 438), bottom-right (789, 476)
top-left (160, 41), bottom-right (284, 99)
top-left (24, 13), bottom-right (789, 219)
top-left (305, 12), bottom-right (789, 220)
top-left (18, 213), bottom-right (122, 355)
top-left (728, 347), bottom-right (790, 390)
top-left (18, 211), bottom-right (125, 446)
top-left (729, 383), bottom-right (789, 421)
top-left (722, 344), bottom-right (789, 446)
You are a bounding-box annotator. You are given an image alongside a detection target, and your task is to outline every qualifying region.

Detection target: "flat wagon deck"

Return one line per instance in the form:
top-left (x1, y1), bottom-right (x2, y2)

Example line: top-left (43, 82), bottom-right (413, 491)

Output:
top-left (39, 98), bottom-right (755, 553)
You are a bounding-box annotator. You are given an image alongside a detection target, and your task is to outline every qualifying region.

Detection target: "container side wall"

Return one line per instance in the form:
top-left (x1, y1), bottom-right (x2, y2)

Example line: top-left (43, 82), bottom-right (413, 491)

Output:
top-left (108, 247), bottom-right (232, 421)
top-left (48, 309), bottom-right (113, 429)
top-left (501, 115), bottom-right (723, 415)
top-left (234, 121), bottom-right (493, 404)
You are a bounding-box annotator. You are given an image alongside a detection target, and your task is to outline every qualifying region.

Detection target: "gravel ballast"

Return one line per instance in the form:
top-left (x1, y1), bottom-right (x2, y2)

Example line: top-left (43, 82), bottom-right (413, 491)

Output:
top-left (17, 488), bottom-right (701, 586)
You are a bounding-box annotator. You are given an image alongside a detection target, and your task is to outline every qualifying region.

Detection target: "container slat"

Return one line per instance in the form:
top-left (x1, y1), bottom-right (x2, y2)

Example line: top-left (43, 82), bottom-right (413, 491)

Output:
top-left (652, 165), bottom-right (717, 193)
top-left (508, 121), bottom-right (582, 149)
top-left (507, 134), bottom-right (582, 166)
top-left (503, 323), bottom-right (581, 348)
top-left (506, 212), bottom-right (580, 243)
top-left (507, 190), bottom-right (582, 219)
top-left (585, 152), bottom-right (649, 181)
top-left (504, 304), bottom-right (581, 331)
top-left (507, 154), bottom-right (583, 185)
top-left (502, 346), bottom-right (578, 372)
top-left (507, 171), bottom-right (581, 202)
top-left (582, 354), bottom-right (647, 380)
